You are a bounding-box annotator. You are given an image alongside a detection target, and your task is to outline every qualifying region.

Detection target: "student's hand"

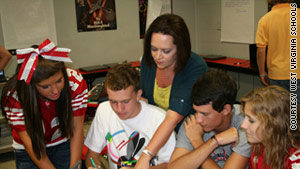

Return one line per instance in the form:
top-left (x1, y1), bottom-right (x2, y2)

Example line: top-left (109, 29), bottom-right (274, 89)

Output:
top-left (184, 114), bottom-right (204, 148)
top-left (260, 75), bottom-right (269, 86)
top-left (215, 127), bottom-right (239, 147)
top-left (121, 167), bottom-right (133, 169)
top-left (133, 153), bottom-right (150, 169)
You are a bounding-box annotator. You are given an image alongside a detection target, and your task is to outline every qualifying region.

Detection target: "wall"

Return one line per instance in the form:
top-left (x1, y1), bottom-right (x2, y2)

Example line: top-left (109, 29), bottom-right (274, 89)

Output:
top-left (0, 0), bottom-right (269, 75)
top-left (1, 0), bottom-right (197, 77)
top-left (193, 0), bottom-right (267, 100)
top-left (0, 0), bottom-right (267, 100)
top-left (53, 0), bottom-right (144, 71)
top-left (194, 0), bottom-right (268, 59)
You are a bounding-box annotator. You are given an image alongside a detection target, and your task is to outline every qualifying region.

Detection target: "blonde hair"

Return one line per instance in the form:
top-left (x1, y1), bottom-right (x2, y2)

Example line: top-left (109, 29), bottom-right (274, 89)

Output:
top-left (241, 85), bottom-right (300, 169)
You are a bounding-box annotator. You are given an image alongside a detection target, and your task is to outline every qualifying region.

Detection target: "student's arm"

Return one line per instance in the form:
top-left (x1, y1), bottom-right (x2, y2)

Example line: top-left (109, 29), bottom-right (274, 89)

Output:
top-left (199, 127), bottom-right (249, 169)
top-left (85, 149), bottom-right (102, 169)
top-left (200, 151), bottom-right (249, 169)
top-left (168, 138), bottom-right (218, 169)
top-left (121, 164), bottom-right (168, 169)
top-left (17, 131), bottom-right (56, 169)
top-left (168, 128), bottom-right (240, 169)
top-left (134, 109), bottom-right (183, 169)
top-left (0, 45), bottom-right (12, 70)
top-left (220, 152), bottom-right (249, 169)
top-left (257, 47), bottom-right (268, 86)
top-left (70, 115), bottom-right (85, 167)
top-left (180, 114), bottom-right (219, 168)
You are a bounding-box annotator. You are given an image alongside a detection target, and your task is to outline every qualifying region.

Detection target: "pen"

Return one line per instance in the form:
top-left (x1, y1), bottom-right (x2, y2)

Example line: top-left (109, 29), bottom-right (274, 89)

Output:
top-left (90, 157), bottom-right (96, 168)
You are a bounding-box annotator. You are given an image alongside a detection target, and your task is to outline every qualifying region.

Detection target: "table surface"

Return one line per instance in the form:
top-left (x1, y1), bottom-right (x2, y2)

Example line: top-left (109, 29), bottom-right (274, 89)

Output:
top-left (203, 57), bottom-right (258, 75)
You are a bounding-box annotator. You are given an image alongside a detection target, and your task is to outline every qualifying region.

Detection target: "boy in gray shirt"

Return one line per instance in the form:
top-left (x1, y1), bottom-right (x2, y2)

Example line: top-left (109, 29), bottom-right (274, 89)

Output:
top-left (168, 69), bottom-right (251, 169)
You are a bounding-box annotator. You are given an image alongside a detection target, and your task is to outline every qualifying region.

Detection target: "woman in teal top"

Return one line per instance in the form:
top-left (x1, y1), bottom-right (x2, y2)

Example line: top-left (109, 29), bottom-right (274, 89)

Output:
top-left (136, 14), bottom-right (207, 169)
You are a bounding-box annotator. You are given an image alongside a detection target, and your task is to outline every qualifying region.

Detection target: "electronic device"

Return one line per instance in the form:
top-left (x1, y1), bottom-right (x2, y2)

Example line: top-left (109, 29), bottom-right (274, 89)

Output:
top-left (203, 55), bottom-right (227, 60)
top-left (103, 62), bottom-right (119, 68)
top-left (0, 70), bottom-right (7, 82)
top-left (88, 82), bottom-right (108, 102)
top-left (88, 83), bottom-right (104, 101)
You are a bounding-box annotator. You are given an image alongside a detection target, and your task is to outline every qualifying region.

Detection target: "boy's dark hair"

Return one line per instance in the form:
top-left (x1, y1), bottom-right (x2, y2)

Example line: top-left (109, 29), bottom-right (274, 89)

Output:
top-left (191, 69), bottom-right (237, 112)
top-left (105, 63), bottom-right (140, 92)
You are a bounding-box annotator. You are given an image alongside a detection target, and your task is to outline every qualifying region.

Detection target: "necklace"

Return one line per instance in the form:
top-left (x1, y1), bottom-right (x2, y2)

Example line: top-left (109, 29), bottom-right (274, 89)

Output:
top-left (45, 99), bottom-right (50, 108)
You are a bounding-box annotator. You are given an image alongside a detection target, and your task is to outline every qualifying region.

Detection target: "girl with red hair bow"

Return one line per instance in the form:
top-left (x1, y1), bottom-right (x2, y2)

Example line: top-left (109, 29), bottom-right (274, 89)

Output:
top-left (1, 39), bottom-right (88, 169)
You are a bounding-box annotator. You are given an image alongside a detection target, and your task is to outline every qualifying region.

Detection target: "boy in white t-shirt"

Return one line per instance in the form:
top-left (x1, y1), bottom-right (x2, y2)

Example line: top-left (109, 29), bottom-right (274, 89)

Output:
top-left (84, 64), bottom-right (176, 169)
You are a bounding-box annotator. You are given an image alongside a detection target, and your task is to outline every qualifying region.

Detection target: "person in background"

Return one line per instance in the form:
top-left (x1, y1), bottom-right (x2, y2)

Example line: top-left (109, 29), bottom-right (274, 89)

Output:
top-left (168, 69), bottom-right (251, 169)
top-left (256, 0), bottom-right (300, 105)
top-left (0, 45), bottom-right (12, 71)
top-left (135, 13), bottom-right (208, 169)
top-left (84, 64), bottom-right (176, 169)
top-left (241, 85), bottom-right (300, 169)
top-left (1, 39), bottom-right (88, 169)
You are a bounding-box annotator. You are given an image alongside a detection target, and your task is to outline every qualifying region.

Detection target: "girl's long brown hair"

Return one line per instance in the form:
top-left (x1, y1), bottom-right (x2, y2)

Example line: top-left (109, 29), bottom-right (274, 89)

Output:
top-left (1, 57), bottom-right (73, 159)
top-left (241, 85), bottom-right (300, 169)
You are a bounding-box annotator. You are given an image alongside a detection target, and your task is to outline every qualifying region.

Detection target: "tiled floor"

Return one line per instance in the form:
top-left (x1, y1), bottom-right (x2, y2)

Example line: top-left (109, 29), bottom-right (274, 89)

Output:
top-left (0, 120), bottom-right (93, 169)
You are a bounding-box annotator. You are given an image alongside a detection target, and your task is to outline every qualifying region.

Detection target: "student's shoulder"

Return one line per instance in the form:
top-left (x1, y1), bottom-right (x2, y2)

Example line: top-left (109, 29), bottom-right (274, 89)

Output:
top-left (288, 147), bottom-right (300, 164)
top-left (285, 147), bottom-right (300, 168)
top-left (66, 68), bottom-right (82, 76)
top-left (97, 101), bottom-right (112, 111)
top-left (94, 101), bottom-right (115, 119)
top-left (232, 106), bottom-right (245, 127)
top-left (141, 100), bottom-right (166, 117)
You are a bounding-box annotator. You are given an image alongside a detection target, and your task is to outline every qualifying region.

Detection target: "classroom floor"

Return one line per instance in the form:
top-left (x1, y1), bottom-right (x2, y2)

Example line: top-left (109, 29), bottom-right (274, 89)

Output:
top-left (0, 120), bottom-right (93, 169)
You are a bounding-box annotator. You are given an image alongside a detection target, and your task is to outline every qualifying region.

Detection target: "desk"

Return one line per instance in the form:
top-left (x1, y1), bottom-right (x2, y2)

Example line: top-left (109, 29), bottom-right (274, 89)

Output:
top-left (79, 61), bottom-right (141, 90)
top-left (203, 57), bottom-right (258, 75)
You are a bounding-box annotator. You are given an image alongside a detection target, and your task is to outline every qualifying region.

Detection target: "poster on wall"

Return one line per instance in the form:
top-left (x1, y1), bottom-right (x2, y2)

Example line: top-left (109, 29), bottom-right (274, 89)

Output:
top-left (75, 0), bottom-right (117, 32)
top-left (139, 0), bottom-right (148, 39)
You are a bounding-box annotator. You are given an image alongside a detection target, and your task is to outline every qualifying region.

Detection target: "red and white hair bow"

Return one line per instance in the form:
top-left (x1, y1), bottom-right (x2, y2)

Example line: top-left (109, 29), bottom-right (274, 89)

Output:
top-left (16, 39), bottom-right (72, 84)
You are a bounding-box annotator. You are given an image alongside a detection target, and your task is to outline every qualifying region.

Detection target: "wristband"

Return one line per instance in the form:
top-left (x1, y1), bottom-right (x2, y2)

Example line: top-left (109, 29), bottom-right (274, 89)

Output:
top-left (211, 135), bottom-right (219, 147)
top-left (259, 73), bottom-right (267, 77)
top-left (142, 149), bottom-right (153, 158)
